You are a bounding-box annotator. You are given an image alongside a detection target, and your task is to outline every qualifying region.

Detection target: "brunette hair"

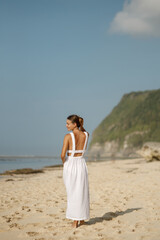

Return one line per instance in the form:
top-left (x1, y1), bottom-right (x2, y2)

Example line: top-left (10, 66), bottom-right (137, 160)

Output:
top-left (67, 114), bottom-right (86, 132)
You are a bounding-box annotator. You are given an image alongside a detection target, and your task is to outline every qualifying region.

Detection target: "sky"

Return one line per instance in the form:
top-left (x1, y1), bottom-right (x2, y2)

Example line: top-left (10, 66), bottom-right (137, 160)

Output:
top-left (1, 0), bottom-right (160, 156)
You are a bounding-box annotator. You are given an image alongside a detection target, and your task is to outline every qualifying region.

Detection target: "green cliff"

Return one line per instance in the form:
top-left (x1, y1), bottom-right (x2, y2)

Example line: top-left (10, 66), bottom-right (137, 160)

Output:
top-left (89, 89), bottom-right (160, 158)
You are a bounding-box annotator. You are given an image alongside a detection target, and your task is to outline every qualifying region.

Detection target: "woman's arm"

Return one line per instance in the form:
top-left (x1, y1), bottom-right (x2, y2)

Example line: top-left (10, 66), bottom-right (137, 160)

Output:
top-left (61, 134), bottom-right (69, 165)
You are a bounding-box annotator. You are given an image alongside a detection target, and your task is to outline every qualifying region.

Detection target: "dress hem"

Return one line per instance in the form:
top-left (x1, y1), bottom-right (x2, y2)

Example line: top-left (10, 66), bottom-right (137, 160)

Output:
top-left (66, 216), bottom-right (90, 221)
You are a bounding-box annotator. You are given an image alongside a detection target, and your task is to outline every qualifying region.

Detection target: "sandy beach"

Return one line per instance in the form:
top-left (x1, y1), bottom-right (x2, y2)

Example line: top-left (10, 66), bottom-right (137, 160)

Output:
top-left (0, 157), bottom-right (160, 240)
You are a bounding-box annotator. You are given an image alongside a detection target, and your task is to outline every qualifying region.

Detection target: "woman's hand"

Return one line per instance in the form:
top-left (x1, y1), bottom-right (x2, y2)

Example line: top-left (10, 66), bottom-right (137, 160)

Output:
top-left (61, 134), bottom-right (70, 165)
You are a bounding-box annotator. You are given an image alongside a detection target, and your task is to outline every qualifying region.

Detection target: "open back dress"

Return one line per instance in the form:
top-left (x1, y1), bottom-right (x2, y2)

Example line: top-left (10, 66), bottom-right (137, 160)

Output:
top-left (63, 131), bottom-right (90, 220)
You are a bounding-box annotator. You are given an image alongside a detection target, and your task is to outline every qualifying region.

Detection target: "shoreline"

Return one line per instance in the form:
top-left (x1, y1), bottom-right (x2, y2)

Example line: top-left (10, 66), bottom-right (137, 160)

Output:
top-left (0, 157), bottom-right (144, 178)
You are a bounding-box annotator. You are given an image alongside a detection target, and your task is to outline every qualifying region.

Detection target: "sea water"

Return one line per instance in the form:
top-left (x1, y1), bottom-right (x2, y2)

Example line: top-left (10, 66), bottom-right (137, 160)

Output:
top-left (0, 157), bottom-right (61, 174)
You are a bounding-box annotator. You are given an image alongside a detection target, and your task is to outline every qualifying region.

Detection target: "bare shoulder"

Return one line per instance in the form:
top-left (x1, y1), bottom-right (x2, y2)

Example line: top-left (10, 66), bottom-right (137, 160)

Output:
top-left (64, 133), bottom-right (71, 140)
top-left (64, 133), bottom-right (71, 141)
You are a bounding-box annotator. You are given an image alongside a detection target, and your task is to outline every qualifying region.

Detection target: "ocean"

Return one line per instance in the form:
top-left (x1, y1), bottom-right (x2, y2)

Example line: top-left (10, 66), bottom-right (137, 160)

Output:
top-left (0, 157), bottom-right (61, 174)
top-left (0, 155), bottom-right (135, 175)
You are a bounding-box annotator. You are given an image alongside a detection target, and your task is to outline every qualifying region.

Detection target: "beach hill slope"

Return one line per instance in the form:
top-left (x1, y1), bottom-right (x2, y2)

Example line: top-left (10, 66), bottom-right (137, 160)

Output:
top-left (88, 89), bottom-right (160, 158)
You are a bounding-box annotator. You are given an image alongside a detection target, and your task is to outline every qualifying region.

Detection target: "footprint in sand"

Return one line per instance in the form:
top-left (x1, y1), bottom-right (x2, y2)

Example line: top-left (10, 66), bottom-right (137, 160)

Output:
top-left (5, 217), bottom-right (12, 223)
top-left (36, 208), bottom-right (43, 212)
top-left (124, 196), bottom-right (129, 201)
top-left (46, 199), bottom-right (52, 202)
top-left (48, 214), bottom-right (56, 217)
top-left (135, 222), bottom-right (143, 228)
top-left (9, 223), bottom-right (22, 229)
top-left (98, 233), bottom-right (103, 237)
top-left (22, 205), bottom-right (30, 210)
top-left (44, 225), bottom-right (55, 231)
top-left (14, 211), bottom-right (20, 215)
top-left (112, 225), bottom-right (119, 229)
top-left (4, 214), bottom-right (21, 223)
top-left (27, 231), bottom-right (39, 237)
top-left (95, 228), bottom-right (103, 231)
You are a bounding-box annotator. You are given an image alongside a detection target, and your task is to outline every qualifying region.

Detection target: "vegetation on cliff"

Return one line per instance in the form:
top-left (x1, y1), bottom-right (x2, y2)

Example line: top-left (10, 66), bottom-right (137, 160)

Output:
top-left (89, 89), bottom-right (160, 149)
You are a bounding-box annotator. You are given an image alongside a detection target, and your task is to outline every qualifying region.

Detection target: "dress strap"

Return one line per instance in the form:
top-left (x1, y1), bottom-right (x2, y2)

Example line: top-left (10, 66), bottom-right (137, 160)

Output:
top-left (70, 132), bottom-right (75, 157)
top-left (83, 132), bottom-right (88, 150)
top-left (82, 132), bottom-right (88, 156)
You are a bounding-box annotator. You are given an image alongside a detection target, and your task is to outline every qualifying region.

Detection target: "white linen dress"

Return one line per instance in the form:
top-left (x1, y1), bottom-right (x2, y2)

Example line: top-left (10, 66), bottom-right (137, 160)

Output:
top-left (63, 131), bottom-right (90, 220)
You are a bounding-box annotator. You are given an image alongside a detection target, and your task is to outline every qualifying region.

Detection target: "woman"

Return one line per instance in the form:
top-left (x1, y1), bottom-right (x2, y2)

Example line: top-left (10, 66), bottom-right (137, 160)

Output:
top-left (61, 114), bottom-right (90, 228)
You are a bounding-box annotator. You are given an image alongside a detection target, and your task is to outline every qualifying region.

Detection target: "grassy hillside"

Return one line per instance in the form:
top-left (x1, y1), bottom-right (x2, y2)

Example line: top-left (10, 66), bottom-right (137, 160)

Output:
top-left (89, 89), bottom-right (160, 149)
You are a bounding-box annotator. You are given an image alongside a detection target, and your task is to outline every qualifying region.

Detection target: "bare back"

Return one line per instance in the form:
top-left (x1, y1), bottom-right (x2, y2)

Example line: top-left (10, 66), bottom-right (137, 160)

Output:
top-left (67, 131), bottom-right (89, 157)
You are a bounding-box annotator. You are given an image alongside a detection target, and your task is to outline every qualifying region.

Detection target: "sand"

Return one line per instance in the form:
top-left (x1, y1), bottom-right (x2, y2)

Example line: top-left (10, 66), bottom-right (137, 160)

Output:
top-left (0, 158), bottom-right (160, 240)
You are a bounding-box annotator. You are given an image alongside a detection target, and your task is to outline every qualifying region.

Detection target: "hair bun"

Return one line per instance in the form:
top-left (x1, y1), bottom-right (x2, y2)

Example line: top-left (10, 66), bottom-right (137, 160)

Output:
top-left (78, 116), bottom-right (84, 126)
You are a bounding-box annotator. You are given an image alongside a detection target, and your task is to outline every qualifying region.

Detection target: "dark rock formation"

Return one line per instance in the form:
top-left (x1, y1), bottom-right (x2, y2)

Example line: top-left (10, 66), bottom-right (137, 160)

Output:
top-left (0, 168), bottom-right (44, 175)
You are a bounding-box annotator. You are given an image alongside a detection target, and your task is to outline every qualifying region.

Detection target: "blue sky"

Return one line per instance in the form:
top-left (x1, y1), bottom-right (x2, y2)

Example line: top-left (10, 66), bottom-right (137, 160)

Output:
top-left (1, 0), bottom-right (160, 156)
